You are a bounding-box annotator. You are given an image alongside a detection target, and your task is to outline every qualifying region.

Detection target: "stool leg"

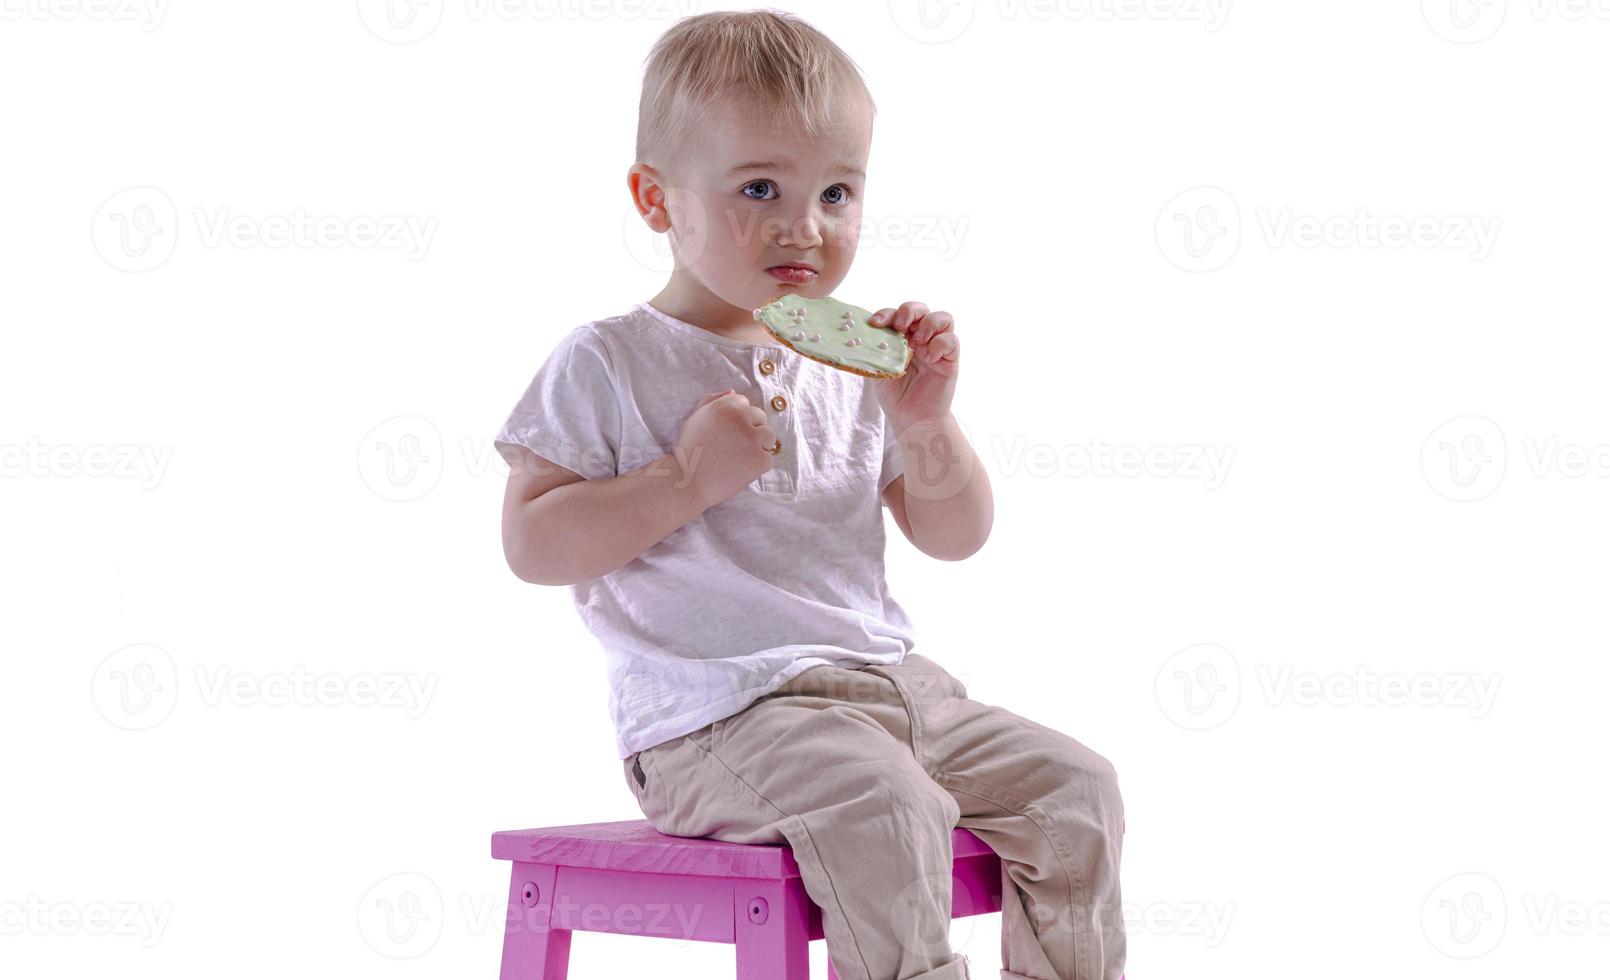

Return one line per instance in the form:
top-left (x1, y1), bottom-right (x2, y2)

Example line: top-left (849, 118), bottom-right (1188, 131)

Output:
top-left (735, 878), bottom-right (810, 980)
top-left (499, 863), bottom-right (571, 980)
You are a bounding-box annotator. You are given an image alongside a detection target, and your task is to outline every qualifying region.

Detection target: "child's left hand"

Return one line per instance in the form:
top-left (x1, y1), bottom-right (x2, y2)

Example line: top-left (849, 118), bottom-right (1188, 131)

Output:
top-left (868, 301), bottom-right (959, 429)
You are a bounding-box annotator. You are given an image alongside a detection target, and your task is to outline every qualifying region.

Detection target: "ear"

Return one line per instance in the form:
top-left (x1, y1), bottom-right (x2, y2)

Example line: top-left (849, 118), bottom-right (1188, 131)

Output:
top-left (627, 163), bottom-right (671, 233)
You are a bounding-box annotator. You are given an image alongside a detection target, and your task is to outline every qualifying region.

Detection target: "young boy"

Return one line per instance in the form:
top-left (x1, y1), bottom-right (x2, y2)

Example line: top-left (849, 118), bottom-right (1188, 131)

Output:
top-left (493, 11), bottom-right (1124, 980)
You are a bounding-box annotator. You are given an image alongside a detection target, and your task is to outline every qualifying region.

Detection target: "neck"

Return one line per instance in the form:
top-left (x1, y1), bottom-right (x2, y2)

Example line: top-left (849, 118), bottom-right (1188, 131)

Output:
top-left (650, 271), bottom-right (769, 340)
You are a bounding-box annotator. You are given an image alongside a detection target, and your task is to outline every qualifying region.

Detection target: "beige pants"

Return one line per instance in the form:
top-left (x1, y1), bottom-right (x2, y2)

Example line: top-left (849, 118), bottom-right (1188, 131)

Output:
top-left (622, 653), bottom-right (1126, 980)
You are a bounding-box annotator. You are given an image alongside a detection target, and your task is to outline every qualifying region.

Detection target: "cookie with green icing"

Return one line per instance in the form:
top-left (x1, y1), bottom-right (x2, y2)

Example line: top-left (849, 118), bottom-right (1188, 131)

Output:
top-left (752, 293), bottom-right (912, 379)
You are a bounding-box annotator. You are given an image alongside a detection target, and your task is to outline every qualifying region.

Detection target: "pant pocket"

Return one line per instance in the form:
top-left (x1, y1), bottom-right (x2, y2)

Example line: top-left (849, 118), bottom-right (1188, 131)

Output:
top-left (891, 652), bottom-right (969, 701)
top-left (624, 745), bottom-right (684, 836)
top-left (683, 717), bottom-right (725, 756)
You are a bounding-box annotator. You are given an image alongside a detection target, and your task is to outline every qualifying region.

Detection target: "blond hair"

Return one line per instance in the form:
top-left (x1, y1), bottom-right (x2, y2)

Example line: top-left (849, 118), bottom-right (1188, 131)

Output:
top-left (636, 9), bottom-right (875, 170)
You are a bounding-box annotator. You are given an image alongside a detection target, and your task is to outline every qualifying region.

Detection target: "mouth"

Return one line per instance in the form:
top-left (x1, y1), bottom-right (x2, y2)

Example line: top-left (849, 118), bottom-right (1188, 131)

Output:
top-left (766, 262), bottom-right (818, 283)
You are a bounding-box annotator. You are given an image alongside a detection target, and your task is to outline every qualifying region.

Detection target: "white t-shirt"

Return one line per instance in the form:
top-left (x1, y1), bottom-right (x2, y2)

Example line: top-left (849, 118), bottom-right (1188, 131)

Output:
top-left (494, 301), bottom-right (917, 758)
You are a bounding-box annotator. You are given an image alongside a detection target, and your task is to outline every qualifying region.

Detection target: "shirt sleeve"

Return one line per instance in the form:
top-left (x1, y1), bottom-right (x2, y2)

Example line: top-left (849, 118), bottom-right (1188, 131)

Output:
top-left (494, 325), bottom-right (621, 480)
top-left (879, 410), bottom-right (903, 495)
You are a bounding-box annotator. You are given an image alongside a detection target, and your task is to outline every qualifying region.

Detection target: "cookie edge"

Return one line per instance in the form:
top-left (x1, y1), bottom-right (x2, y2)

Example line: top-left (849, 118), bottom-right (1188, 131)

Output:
top-left (756, 292), bottom-right (913, 380)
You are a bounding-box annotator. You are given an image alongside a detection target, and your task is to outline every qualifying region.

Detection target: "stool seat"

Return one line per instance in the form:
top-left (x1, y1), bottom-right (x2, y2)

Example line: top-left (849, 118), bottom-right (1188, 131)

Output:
top-left (491, 818), bottom-right (1003, 979)
top-left (492, 819), bottom-right (1000, 880)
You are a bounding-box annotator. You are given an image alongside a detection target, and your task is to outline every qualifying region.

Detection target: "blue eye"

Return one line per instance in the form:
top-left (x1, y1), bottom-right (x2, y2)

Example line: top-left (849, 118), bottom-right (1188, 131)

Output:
top-left (741, 180), bottom-right (856, 205)
top-left (822, 184), bottom-right (853, 206)
top-left (742, 180), bottom-right (777, 201)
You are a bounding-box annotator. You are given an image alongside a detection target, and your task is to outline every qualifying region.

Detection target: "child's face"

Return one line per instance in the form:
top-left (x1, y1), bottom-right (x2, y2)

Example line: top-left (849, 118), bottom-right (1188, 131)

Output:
top-left (655, 97), bottom-right (871, 313)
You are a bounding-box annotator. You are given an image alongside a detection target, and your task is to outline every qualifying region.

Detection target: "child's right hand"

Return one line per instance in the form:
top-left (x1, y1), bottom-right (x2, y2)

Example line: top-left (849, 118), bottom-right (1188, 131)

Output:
top-left (673, 389), bottom-right (778, 508)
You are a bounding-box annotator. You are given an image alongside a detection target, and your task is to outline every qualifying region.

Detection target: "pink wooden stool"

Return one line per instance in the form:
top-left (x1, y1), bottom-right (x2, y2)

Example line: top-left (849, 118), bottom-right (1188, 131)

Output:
top-left (492, 818), bottom-right (1003, 979)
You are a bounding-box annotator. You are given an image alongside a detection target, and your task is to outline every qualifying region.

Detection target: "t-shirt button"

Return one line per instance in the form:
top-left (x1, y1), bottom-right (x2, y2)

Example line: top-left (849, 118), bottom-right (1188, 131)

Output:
top-left (758, 358), bottom-right (775, 375)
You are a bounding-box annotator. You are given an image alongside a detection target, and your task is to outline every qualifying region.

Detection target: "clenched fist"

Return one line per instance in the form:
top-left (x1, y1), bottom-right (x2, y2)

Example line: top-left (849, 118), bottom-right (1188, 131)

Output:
top-left (673, 389), bottom-right (777, 509)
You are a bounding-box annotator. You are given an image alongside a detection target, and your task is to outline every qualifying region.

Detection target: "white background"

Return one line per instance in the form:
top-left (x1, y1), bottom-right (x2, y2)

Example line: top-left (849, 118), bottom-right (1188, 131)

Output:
top-left (3, 0), bottom-right (1607, 978)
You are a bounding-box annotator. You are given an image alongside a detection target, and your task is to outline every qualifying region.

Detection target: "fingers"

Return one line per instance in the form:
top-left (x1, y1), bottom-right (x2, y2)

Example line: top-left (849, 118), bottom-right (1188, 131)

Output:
top-left (912, 310), bottom-right (953, 346)
top-left (922, 330), bottom-right (960, 367)
top-left (869, 302), bottom-right (930, 332)
top-left (697, 388), bottom-right (735, 408)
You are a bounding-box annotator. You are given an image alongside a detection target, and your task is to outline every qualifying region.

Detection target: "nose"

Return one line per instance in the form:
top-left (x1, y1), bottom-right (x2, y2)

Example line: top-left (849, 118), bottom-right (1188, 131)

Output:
top-left (774, 209), bottom-right (823, 250)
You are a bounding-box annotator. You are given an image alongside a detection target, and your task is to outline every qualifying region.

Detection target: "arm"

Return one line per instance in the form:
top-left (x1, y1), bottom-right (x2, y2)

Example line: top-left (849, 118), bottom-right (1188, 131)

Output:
top-left (881, 414), bottom-right (992, 561)
top-left (500, 444), bottom-right (709, 586)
